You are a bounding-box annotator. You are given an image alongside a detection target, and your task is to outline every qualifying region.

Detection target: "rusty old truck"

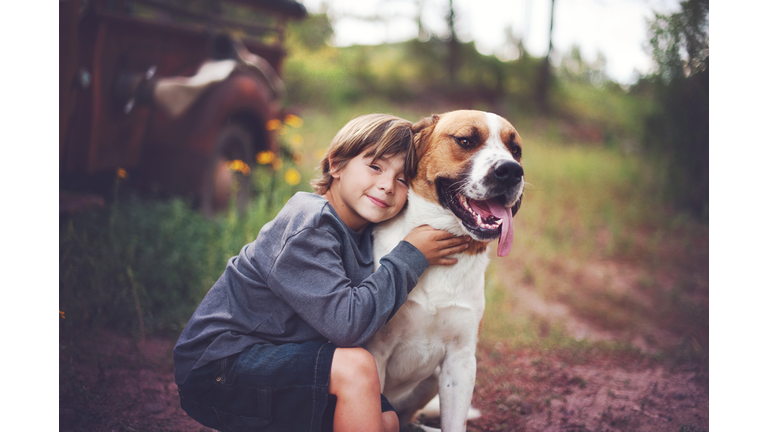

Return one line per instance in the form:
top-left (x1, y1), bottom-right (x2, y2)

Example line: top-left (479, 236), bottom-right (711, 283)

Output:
top-left (59, 0), bottom-right (307, 216)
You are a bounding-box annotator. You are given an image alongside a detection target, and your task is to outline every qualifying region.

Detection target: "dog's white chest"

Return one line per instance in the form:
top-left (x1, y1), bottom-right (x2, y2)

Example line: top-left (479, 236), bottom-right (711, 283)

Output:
top-left (364, 109), bottom-right (524, 430)
top-left (367, 195), bottom-right (488, 405)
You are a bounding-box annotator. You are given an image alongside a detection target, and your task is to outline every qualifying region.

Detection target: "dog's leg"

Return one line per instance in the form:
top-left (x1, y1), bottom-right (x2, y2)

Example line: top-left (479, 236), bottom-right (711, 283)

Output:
top-left (392, 373), bottom-right (439, 430)
top-left (365, 331), bottom-right (399, 393)
top-left (437, 347), bottom-right (476, 432)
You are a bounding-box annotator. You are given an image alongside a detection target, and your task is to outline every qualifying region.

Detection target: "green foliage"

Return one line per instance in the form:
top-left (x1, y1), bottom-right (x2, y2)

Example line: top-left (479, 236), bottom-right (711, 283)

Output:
top-left (556, 46), bottom-right (610, 86)
top-left (285, 11), bottom-right (334, 51)
top-left (552, 79), bottom-right (654, 146)
top-left (282, 15), bottom-right (654, 150)
top-left (61, 194), bottom-right (215, 337)
top-left (648, 0), bottom-right (709, 84)
top-left (473, 121), bottom-right (706, 366)
top-left (60, 96), bottom-right (708, 376)
top-left (516, 138), bottom-right (664, 259)
top-left (642, 0), bottom-right (709, 219)
top-left (60, 4), bottom-right (710, 355)
top-left (282, 44), bottom-right (367, 107)
top-left (60, 167), bottom-right (304, 338)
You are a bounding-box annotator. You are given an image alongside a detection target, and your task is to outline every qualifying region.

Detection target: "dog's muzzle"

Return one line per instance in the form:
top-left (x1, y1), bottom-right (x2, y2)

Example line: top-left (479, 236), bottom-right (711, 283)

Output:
top-left (436, 165), bottom-right (523, 257)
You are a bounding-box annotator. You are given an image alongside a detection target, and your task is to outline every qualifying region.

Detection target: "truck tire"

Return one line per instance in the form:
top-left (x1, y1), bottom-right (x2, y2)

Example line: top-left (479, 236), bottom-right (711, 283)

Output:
top-left (200, 123), bottom-right (255, 217)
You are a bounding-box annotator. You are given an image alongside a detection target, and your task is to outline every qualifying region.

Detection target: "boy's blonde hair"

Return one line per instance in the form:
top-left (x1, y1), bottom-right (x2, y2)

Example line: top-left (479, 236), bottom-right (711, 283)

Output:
top-left (311, 114), bottom-right (416, 195)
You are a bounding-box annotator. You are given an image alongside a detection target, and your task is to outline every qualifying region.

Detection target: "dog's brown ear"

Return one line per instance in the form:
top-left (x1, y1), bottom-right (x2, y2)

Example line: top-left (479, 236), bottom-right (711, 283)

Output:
top-left (412, 114), bottom-right (439, 161)
top-left (413, 114), bottom-right (439, 134)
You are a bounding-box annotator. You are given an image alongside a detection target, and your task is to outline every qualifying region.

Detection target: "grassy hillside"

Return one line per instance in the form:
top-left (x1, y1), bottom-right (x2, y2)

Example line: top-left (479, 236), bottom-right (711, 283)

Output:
top-left (60, 23), bottom-right (706, 373)
top-left (60, 96), bottom-right (707, 370)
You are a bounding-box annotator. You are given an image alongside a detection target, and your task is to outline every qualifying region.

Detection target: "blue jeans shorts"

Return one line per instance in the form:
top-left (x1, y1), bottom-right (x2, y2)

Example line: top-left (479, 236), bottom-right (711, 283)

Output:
top-left (178, 340), bottom-right (394, 432)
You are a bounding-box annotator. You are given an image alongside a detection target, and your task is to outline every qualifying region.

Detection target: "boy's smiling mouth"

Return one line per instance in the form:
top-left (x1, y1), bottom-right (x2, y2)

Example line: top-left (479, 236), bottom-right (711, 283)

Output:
top-left (366, 195), bottom-right (390, 208)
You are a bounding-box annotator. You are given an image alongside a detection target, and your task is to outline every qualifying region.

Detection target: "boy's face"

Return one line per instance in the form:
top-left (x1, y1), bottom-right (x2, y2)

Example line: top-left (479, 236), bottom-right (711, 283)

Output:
top-left (327, 152), bottom-right (409, 232)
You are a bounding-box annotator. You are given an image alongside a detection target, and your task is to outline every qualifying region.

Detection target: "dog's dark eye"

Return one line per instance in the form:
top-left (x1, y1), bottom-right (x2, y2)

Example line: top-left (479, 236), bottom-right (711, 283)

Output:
top-left (511, 146), bottom-right (522, 156)
top-left (454, 137), bottom-right (474, 148)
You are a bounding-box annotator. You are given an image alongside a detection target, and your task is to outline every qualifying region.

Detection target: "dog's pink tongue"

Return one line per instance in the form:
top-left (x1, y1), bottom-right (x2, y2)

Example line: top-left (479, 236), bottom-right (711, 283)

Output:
top-left (486, 200), bottom-right (514, 257)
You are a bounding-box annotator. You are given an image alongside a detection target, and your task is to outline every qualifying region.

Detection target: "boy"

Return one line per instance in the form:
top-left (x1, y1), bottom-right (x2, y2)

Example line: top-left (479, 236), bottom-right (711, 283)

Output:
top-left (174, 114), bottom-right (469, 432)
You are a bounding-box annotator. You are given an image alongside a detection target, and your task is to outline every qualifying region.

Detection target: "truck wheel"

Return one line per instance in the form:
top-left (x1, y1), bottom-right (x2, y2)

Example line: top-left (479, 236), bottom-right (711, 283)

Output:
top-left (200, 123), bottom-right (254, 217)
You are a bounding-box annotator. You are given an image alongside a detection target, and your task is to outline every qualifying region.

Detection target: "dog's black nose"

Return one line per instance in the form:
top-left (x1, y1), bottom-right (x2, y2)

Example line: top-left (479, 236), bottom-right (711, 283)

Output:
top-left (493, 161), bottom-right (524, 185)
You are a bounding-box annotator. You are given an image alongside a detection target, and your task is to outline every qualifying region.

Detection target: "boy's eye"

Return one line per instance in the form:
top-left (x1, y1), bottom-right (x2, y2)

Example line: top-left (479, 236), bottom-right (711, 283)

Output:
top-left (368, 164), bottom-right (381, 172)
top-left (397, 178), bottom-right (408, 186)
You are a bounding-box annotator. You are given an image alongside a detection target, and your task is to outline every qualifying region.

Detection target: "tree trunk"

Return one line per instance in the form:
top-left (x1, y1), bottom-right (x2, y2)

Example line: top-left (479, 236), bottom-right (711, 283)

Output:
top-left (535, 0), bottom-right (555, 112)
top-left (448, 0), bottom-right (458, 85)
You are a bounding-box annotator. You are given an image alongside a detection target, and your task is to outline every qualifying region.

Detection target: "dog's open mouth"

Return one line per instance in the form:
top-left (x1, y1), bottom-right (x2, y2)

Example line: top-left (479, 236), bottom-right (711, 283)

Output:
top-left (438, 179), bottom-right (514, 257)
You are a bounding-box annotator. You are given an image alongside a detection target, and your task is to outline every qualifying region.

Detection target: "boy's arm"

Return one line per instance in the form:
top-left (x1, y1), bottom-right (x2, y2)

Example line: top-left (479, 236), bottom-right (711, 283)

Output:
top-left (266, 227), bottom-right (428, 347)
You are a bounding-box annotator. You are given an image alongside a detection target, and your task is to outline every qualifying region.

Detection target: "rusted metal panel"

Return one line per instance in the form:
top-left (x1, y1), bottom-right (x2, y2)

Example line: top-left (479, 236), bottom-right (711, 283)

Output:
top-left (64, 6), bottom-right (287, 173)
top-left (84, 12), bottom-right (209, 173)
top-left (60, 0), bottom-right (305, 212)
top-left (138, 71), bottom-right (276, 197)
top-left (60, 0), bottom-right (82, 172)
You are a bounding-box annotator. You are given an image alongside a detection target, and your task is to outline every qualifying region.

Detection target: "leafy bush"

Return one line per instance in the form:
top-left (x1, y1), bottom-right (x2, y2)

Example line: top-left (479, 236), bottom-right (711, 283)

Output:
top-left (641, 0), bottom-right (709, 219)
top-left (60, 165), bottom-right (304, 338)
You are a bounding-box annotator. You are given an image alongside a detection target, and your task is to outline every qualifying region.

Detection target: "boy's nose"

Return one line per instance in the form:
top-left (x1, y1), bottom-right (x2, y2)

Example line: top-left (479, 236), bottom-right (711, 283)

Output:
top-left (378, 177), bottom-right (395, 193)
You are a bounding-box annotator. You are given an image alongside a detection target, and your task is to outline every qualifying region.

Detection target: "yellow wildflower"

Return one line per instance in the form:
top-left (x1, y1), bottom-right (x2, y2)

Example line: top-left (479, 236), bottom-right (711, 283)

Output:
top-left (265, 119), bottom-right (282, 131)
top-left (228, 160), bottom-right (251, 175)
top-left (285, 168), bottom-right (301, 186)
top-left (272, 158), bottom-right (284, 170)
top-left (256, 151), bottom-right (276, 165)
top-left (284, 114), bottom-right (303, 128)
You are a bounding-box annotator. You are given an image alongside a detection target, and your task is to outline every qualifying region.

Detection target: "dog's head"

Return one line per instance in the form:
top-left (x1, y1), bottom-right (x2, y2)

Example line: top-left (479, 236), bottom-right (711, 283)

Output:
top-left (411, 110), bottom-right (524, 257)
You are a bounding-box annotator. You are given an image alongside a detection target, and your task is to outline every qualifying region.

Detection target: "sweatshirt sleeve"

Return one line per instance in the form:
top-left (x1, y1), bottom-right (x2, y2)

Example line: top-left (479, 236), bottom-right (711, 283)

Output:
top-left (265, 227), bottom-right (428, 347)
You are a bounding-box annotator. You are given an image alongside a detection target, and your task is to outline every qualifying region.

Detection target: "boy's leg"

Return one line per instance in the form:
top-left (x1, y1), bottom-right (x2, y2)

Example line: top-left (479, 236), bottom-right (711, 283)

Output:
top-left (382, 411), bottom-right (399, 432)
top-left (330, 347), bottom-right (397, 432)
top-left (180, 341), bottom-right (338, 432)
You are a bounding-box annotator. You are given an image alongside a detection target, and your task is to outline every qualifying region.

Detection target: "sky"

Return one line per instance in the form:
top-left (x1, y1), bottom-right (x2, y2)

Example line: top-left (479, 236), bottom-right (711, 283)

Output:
top-left (298, 0), bottom-right (682, 85)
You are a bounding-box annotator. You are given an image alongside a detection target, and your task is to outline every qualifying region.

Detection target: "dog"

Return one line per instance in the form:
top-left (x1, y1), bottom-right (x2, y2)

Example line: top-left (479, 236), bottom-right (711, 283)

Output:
top-left (365, 110), bottom-right (524, 431)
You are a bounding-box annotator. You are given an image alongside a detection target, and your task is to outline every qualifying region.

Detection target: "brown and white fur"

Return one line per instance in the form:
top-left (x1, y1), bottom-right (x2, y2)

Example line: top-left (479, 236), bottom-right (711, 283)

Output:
top-left (366, 110), bottom-right (524, 431)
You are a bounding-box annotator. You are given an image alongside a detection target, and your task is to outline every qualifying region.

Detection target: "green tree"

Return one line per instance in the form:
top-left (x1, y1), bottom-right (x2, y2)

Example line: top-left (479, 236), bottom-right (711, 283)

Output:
top-left (643, 0), bottom-right (709, 219)
top-left (535, 0), bottom-right (556, 112)
top-left (286, 11), bottom-right (333, 50)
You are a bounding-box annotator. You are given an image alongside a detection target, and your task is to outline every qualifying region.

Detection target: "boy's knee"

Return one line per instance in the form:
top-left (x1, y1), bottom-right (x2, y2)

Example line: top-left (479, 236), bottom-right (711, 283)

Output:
top-left (330, 348), bottom-right (379, 392)
top-left (382, 411), bottom-right (399, 432)
top-left (336, 347), bottom-right (378, 376)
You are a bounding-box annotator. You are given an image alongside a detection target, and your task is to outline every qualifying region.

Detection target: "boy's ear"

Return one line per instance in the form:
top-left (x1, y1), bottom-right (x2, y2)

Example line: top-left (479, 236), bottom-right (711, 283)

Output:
top-left (328, 155), bottom-right (341, 179)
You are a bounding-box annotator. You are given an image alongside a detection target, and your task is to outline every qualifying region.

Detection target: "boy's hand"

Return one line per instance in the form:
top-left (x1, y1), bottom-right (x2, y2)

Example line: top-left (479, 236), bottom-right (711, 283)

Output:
top-left (404, 225), bottom-right (471, 266)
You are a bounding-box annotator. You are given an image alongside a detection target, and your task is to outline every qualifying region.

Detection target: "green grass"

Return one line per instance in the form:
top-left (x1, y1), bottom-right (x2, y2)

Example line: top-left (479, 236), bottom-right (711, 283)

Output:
top-left (474, 122), bottom-right (707, 369)
top-left (58, 102), bottom-right (439, 339)
top-left (60, 99), bottom-right (707, 376)
top-left (59, 161), bottom-right (306, 338)
top-left (289, 101), bottom-right (707, 370)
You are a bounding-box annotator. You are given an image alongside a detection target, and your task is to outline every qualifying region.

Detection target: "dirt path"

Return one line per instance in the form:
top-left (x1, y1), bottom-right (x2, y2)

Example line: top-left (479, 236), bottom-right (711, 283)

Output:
top-left (60, 328), bottom-right (707, 431)
top-left (60, 235), bottom-right (708, 431)
top-left (60, 331), bottom-right (211, 432)
top-left (466, 343), bottom-right (707, 432)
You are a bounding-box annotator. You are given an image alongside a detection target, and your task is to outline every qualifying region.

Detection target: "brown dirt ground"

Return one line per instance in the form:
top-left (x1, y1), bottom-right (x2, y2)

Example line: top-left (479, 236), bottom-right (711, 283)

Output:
top-left (60, 244), bottom-right (708, 431)
top-left (60, 326), bottom-right (707, 431)
top-left (466, 343), bottom-right (707, 432)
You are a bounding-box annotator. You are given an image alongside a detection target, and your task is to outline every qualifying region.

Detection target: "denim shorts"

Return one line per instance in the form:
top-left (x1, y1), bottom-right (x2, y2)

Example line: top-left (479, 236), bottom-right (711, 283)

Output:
top-left (178, 340), bottom-right (394, 432)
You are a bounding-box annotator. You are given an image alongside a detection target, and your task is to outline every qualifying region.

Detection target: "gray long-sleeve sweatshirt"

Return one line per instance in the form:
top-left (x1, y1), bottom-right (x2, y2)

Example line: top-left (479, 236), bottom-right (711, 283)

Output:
top-left (173, 192), bottom-right (428, 385)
